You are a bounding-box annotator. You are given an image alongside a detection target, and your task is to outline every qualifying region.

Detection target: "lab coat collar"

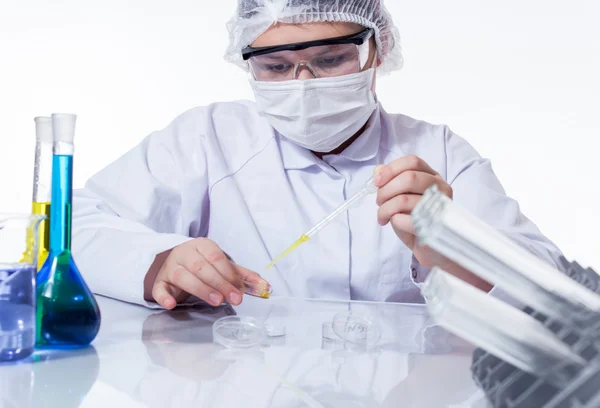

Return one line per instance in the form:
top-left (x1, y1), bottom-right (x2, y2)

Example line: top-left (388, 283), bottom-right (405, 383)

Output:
top-left (278, 103), bottom-right (383, 170)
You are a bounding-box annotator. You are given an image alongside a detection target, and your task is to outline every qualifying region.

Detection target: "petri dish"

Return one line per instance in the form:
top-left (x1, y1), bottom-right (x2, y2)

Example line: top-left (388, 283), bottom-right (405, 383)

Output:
top-left (322, 322), bottom-right (339, 341)
top-left (212, 316), bottom-right (266, 349)
top-left (331, 311), bottom-right (381, 347)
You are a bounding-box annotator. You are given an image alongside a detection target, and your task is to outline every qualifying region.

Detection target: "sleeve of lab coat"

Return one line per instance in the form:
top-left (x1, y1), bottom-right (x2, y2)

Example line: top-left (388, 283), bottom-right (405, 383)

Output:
top-left (71, 114), bottom-right (209, 308)
top-left (442, 127), bottom-right (564, 305)
top-left (443, 128), bottom-right (563, 266)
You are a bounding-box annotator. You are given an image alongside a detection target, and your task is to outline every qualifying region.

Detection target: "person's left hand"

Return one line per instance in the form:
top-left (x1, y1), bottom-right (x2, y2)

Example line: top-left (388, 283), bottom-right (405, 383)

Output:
top-left (374, 155), bottom-right (453, 269)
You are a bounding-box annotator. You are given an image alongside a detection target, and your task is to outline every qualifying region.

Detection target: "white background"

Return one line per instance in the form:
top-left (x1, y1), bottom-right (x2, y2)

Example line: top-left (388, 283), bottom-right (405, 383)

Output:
top-left (1, 0), bottom-right (599, 268)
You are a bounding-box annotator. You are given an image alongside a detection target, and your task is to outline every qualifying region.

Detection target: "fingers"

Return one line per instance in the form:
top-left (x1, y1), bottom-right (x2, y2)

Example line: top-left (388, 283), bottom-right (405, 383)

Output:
top-left (193, 240), bottom-right (245, 291)
top-left (152, 280), bottom-right (179, 310)
top-left (163, 264), bottom-right (226, 306)
top-left (174, 240), bottom-right (244, 305)
top-left (390, 213), bottom-right (416, 236)
top-left (374, 155), bottom-right (437, 187)
top-left (195, 256), bottom-right (243, 305)
top-left (377, 194), bottom-right (422, 226)
top-left (376, 172), bottom-right (440, 206)
top-left (235, 264), bottom-right (265, 283)
top-left (153, 238), bottom-right (271, 309)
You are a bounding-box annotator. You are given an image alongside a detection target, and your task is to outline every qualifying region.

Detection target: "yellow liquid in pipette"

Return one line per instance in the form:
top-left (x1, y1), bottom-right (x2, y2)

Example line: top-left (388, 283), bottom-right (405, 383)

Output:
top-left (266, 234), bottom-right (310, 269)
top-left (21, 202), bottom-right (51, 269)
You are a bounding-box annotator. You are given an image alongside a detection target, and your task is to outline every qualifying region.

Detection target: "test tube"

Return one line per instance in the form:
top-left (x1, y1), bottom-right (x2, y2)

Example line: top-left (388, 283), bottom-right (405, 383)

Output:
top-left (243, 279), bottom-right (272, 299)
top-left (411, 185), bottom-right (600, 328)
top-left (422, 268), bottom-right (586, 383)
top-left (24, 117), bottom-right (53, 269)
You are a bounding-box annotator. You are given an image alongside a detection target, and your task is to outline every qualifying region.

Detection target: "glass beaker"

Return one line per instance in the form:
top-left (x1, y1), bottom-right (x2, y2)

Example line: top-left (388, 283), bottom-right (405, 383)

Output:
top-left (0, 214), bottom-right (45, 362)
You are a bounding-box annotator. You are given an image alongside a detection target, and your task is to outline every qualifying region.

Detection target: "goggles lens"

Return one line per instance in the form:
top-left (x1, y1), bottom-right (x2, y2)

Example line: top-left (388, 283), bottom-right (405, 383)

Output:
top-left (245, 29), bottom-right (374, 82)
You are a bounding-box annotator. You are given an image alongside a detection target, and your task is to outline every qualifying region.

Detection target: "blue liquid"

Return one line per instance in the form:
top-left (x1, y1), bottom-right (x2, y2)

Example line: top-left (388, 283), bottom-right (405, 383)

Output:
top-left (36, 154), bottom-right (101, 347)
top-left (49, 155), bottom-right (72, 252)
top-left (0, 265), bottom-right (36, 362)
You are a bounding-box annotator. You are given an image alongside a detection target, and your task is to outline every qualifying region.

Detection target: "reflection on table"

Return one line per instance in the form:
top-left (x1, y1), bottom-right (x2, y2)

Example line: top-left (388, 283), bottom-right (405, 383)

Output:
top-left (0, 296), bottom-right (488, 407)
top-left (0, 346), bottom-right (99, 408)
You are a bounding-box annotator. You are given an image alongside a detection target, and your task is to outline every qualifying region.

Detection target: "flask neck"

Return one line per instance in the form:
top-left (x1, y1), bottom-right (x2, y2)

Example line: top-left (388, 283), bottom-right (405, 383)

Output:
top-left (49, 151), bottom-right (73, 253)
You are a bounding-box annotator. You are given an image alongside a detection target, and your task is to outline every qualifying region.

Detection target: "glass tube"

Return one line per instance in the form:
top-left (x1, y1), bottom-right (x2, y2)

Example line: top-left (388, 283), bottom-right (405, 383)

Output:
top-left (21, 117), bottom-right (53, 270)
top-left (412, 185), bottom-right (600, 327)
top-left (422, 267), bottom-right (586, 384)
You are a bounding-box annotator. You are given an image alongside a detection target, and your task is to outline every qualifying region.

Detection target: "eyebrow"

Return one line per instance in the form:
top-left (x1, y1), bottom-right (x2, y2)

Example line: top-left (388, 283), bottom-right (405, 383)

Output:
top-left (258, 55), bottom-right (288, 61)
top-left (256, 46), bottom-right (349, 63)
top-left (312, 47), bottom-right (346, 57)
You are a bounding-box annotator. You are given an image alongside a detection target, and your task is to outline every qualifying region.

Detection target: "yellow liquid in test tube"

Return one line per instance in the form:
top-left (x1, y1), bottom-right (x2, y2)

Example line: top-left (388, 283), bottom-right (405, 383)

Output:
top-left (243, 279), bottom-right (274, 299)
top-left (24, 202), bottom-right (51, 269)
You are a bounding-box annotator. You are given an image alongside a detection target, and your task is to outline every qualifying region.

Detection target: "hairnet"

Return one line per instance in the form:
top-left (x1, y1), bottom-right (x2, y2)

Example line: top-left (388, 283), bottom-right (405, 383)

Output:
top-left (224, 0), bottom-right (404, 75)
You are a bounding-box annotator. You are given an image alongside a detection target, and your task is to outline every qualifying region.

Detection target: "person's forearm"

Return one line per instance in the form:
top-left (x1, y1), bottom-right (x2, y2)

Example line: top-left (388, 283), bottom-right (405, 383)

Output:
top-left (438, 258), bottom-right (494, 293)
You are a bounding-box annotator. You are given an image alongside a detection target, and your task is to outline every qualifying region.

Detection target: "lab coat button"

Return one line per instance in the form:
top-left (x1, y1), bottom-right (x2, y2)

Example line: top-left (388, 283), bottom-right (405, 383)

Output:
top-left (411, 267), bottom-right (418, 279)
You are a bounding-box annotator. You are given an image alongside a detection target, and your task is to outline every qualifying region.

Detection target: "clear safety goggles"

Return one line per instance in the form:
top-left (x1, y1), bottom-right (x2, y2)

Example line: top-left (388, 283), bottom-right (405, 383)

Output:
top-left (242, 28), bottom-right (375, 82)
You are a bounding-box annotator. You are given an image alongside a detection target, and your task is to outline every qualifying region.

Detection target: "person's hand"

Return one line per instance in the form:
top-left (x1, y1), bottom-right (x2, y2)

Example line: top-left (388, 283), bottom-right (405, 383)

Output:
top-left (374, 155), bottom-right (453, 269)
top-left (148, 238), bottom-right (266, 310)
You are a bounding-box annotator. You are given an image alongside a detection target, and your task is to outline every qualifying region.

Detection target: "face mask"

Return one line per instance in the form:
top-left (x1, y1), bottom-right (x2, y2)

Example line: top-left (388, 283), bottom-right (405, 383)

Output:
top-left (249, 68), bottom-right (377, 152)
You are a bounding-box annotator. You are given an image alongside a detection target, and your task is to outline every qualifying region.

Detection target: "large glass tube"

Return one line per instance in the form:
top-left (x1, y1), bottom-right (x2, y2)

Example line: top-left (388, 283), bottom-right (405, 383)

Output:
top-left (36, 113), bottom-right (101, 347)
top-left (411, 185), bottom-right (600, 328)
top-left (21, 118), bottom-right (53, 269)
top-left (422, 267), bottom-right (586, 386)
top-left (31, 117), bottom-right (53, 269)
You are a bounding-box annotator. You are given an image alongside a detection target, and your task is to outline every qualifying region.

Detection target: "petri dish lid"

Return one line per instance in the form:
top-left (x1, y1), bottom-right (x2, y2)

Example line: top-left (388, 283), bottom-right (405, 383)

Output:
top-left (213, 316), bottom-right (266, 349)
top-left (331, 311), bottom-right (381, 347)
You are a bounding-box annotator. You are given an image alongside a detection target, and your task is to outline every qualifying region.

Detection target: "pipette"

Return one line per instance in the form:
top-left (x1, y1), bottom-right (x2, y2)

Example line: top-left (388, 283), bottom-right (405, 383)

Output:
top-left (266, 176), bottom-right (378, 269)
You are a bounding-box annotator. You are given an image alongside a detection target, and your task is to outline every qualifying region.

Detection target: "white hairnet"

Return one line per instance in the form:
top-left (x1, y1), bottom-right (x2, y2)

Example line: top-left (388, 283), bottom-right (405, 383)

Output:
top-left (224, 0), bottom-right (404, 75)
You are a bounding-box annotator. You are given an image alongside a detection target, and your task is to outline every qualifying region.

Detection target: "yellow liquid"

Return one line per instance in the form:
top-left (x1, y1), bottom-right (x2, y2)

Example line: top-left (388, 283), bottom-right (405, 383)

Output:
top-left (256, 290), bottom-right (271, 299)
top-left (266, 234), bottom-right (310, 269)
top-left (22, 202), bottom-right (51, 270)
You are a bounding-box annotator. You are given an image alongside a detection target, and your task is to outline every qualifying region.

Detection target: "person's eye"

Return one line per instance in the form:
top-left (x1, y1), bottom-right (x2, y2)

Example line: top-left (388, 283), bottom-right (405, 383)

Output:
top-left (265, 63), bottom-right (292, 73)
top-left (315, 54), bottom-right (350, 69)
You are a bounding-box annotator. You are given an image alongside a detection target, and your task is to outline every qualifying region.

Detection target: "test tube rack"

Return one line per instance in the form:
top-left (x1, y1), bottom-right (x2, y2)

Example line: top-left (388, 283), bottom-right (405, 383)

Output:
top-left (471, 257), bottom-right (600, 408)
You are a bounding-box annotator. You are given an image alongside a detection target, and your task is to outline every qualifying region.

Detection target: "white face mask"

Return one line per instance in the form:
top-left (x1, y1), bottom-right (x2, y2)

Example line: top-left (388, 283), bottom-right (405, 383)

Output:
top-left (249, 68), bottom-right (377, 152)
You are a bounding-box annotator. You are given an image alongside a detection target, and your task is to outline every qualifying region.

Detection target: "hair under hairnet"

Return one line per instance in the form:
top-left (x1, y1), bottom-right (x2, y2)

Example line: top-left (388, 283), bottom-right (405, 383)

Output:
top-left (224, 0), bottom-right (404, 75)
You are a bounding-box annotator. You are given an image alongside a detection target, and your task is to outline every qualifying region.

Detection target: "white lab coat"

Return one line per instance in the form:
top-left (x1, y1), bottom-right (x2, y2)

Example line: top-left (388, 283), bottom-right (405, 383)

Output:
top-left (71, 101), bottom-right (562, 307)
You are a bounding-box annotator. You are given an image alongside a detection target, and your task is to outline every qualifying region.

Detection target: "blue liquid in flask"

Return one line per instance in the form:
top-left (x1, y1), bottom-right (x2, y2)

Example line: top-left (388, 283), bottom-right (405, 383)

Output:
top-left (36, 115), bottom-right (101, 348)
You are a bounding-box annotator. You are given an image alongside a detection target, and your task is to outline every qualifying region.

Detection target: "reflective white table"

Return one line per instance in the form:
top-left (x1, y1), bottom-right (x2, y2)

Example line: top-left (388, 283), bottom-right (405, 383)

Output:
top-left (0, 296), bottom-right (490, 408)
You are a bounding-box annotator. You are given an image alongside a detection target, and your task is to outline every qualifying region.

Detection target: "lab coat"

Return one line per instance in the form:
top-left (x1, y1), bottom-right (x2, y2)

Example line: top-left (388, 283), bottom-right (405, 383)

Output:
top-left (71, 101), bottom-right (562, 307)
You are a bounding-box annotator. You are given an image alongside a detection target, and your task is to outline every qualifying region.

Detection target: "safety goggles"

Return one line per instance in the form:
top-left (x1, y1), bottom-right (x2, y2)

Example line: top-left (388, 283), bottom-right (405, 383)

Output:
top-left (242, 28), bottom-right (375, 82)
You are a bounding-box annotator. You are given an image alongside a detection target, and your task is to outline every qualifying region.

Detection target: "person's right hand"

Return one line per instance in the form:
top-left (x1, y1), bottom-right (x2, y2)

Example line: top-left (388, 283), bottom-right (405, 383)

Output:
top-left (148, 238), bottom-right (266, 310)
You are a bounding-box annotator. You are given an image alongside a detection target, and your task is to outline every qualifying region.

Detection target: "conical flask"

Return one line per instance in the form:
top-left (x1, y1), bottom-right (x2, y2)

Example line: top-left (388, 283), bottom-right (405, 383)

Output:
top-left (36, 113), bottom-right (101, 347)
